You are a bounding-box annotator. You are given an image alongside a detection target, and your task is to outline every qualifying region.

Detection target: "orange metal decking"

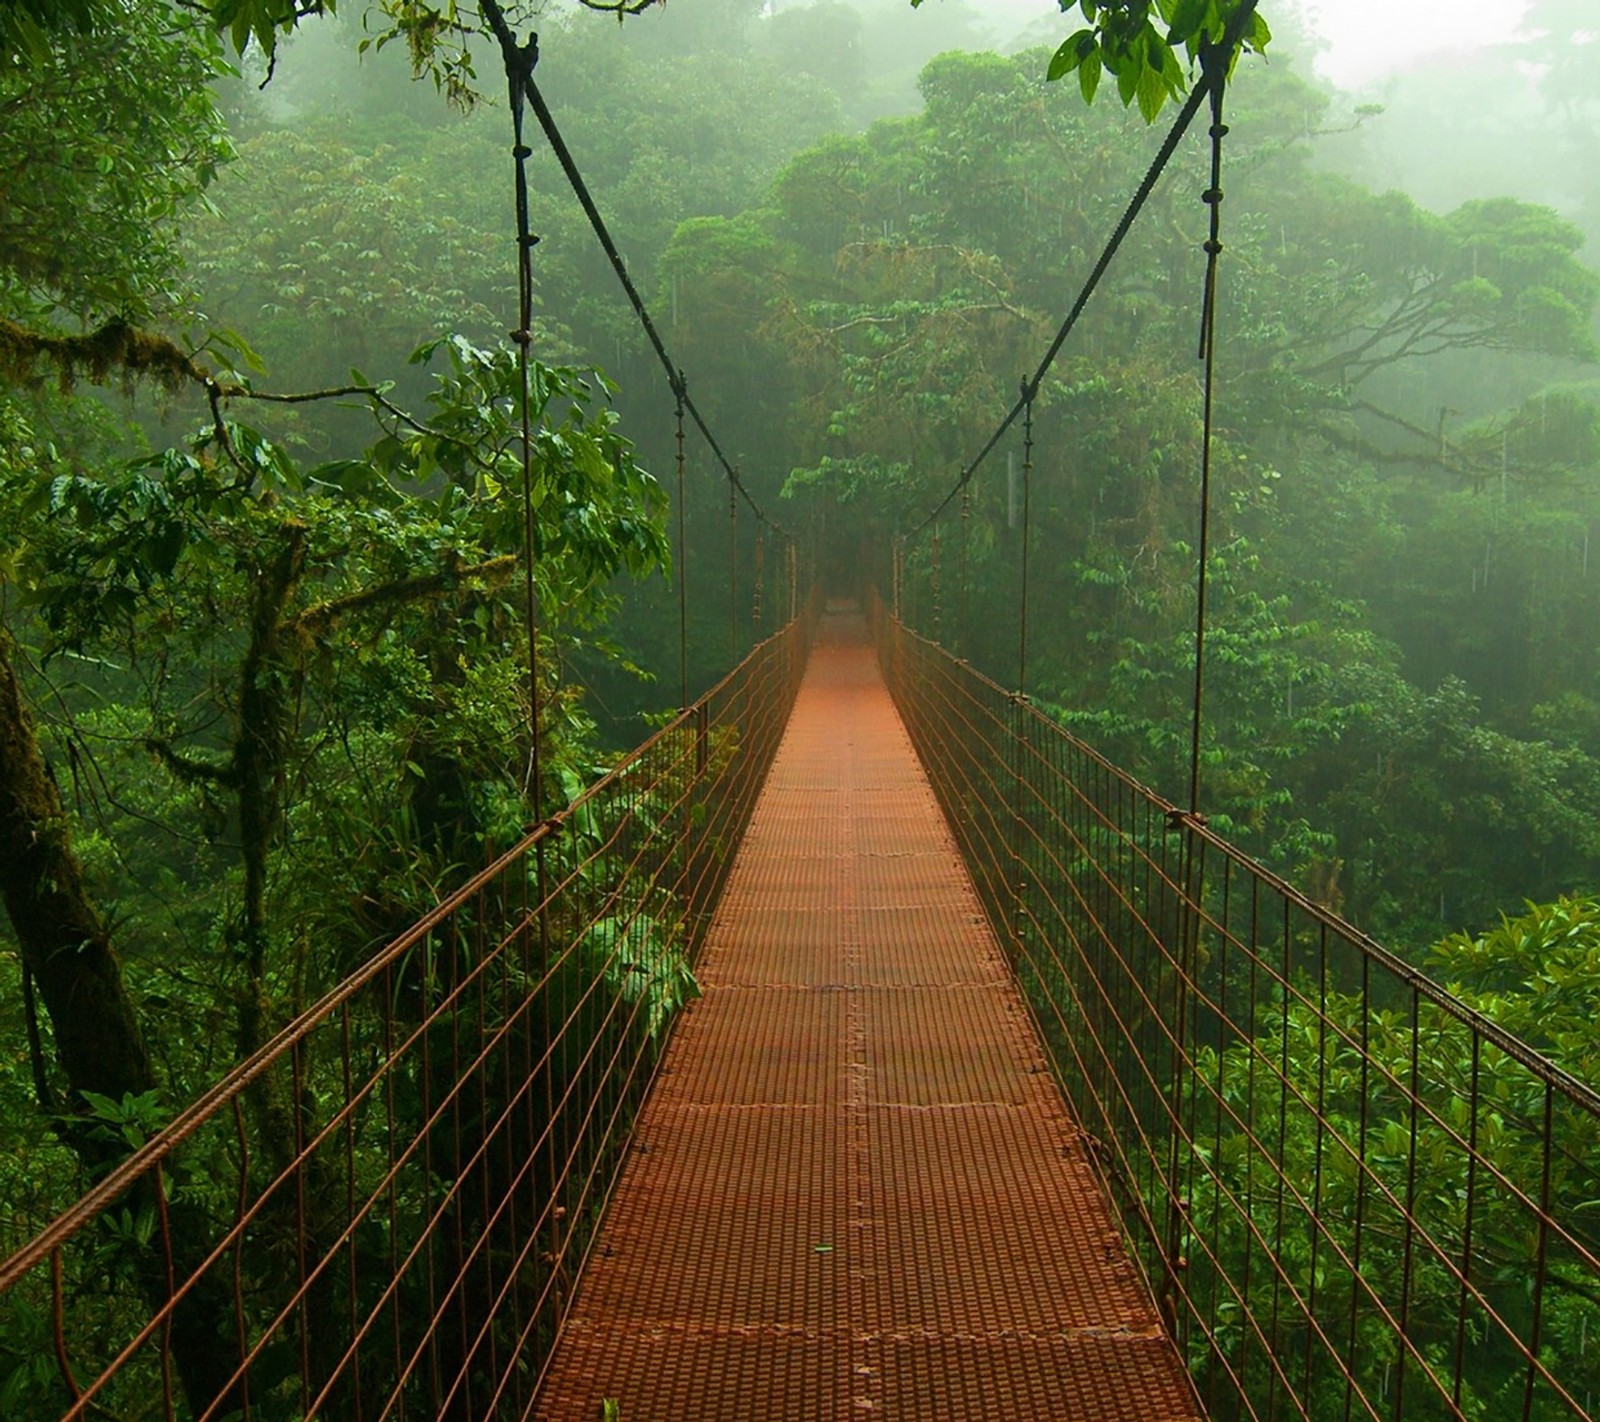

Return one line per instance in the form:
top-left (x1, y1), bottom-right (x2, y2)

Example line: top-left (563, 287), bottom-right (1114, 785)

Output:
top-left (534, 612), bottom-right (1202, 1420)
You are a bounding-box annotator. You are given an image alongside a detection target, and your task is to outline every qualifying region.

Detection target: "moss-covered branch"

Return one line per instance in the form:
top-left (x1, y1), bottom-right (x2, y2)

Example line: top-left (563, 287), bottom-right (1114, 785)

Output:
top-left (0, 316), bottom-right (210, 393)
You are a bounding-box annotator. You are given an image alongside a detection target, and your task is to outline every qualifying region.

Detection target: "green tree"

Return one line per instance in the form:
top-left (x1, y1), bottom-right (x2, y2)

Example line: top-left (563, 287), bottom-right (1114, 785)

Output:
top-left (1190, 896), bottom-right (1600, 1419)
top-left (0, 3), bottom-right (231, 328)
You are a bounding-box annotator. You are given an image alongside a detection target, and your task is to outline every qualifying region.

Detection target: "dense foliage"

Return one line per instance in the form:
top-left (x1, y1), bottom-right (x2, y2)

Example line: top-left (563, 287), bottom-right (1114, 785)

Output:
top-left (2, 0), bottom-right (1600, 1413)
top-left (640, 35), bottom-right (1600, 949)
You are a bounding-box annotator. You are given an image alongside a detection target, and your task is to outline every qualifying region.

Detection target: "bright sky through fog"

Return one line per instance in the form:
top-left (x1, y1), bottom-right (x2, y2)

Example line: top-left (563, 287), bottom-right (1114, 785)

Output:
top-left (984, 1), bottom-right (1538, 93)
top-left (1293, 0), bottom-right (1535, 89)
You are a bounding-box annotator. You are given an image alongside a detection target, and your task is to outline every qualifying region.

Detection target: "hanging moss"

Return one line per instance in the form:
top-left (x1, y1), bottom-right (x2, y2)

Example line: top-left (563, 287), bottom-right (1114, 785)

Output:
top-left (0, 316), bottom-right (209, 394)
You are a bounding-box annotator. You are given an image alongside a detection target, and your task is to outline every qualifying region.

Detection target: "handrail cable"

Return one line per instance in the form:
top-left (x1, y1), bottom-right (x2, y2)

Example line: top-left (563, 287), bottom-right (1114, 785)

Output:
top-left (905, 0), bottom-right (1259, 539)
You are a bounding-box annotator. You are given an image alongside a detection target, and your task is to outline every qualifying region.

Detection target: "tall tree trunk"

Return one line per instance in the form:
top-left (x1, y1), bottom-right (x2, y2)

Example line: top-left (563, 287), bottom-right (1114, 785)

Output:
top-left (235, 522), bottom-right (305, 1062)
top-left (0, 626), bottom-right (152, 1104)
top-left (0, 624), bottom-right (246, 1414)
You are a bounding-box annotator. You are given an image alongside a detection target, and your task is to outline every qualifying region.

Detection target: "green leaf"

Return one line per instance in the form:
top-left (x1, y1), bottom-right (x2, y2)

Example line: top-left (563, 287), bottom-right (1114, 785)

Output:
top-left (1136, 59), bottom-right (1167, 121)
top-left (1047, 29), bottom-right (1094, 82)
top-left (79, 1090), bottom-right (124, 1121)
top-left (1078, 50), bottom-right (1103, 104)
top-left (1165, 0), bottom-right (1210, 44)
top-left (1116, 57), bottom-right (1140, 106)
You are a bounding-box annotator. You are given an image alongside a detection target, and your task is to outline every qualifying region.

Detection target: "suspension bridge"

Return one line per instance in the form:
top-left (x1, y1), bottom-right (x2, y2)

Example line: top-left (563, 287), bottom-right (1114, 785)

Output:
top-left (5, 2), bottom-right (1600, 1418)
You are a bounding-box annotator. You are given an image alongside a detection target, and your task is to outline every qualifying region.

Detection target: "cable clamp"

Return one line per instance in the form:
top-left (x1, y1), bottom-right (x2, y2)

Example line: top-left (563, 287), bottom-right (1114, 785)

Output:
top-left (504, 33), bottom-right (539, 89)
top-left (1209, 122), bottom-right (1231, 139)
top-left (1202, 239), bottom-right (1224, 255)
top-left (1201, 187), bottom-right (1224, 205)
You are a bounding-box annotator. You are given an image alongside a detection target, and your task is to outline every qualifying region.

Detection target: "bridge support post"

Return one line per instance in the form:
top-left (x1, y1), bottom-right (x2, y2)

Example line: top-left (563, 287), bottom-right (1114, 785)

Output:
top-left (1006, 691), bottom-right (1030, 969)
top-left (1158, 811), bottom-right (1205, 1351)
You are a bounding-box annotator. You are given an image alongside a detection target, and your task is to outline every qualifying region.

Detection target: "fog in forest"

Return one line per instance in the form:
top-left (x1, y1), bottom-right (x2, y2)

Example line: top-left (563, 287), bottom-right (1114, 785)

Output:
top-left (8, 2), bottom-right (1600, 1414)
top-left (201, 0), bottom-right (1600, 948)
top-left (6, 0), bottom-right (1600, 1025)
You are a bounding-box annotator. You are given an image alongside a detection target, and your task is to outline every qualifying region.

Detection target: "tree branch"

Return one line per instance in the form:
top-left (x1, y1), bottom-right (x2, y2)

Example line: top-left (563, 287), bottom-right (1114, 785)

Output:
top-left (290, 554), bottom-right (518, 637)
top-left (145, 738), bottom-right (238, 789)
top-left (573, 0), bottom-right (664, 13)
top-left (0, 317), bottom-right (209, 392)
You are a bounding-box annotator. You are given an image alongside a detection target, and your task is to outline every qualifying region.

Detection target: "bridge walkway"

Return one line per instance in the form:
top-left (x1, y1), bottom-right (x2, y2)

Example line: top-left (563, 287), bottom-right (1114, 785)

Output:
top-left (534, 610), bottom-right (1200, 1420)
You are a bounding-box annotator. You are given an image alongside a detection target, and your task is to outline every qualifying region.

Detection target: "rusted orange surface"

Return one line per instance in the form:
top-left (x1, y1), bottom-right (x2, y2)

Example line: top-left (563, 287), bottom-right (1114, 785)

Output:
top-left (533, 610), bottom-right (1201, 1421)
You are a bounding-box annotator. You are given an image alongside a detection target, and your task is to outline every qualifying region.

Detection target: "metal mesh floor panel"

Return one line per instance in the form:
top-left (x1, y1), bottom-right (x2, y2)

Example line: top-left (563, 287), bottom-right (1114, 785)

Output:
top-left (657, 987), bottom-right (845, 1107)
top-left (854, 906), bottom-right (1006, 987)
top-left (698, 908), bottom-right (852, 987)
top-left (855, 1104), bottom-right (1155, 1334)
top-left (573, 1104), bottom-right (849, 1331)
top-left (861, 988), bottom-right (1049, 1106)
top-left (533, 611), bottom-right (1200, 1420)
top-left (865, 1336), bottom-right (1200, 1420)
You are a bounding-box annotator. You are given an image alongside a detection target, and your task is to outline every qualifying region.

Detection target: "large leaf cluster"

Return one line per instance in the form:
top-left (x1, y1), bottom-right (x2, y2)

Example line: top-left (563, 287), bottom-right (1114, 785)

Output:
top-left (1, 333), bottom-right (668, 1073)
top-left (0, 5), bottom-right (233, 323)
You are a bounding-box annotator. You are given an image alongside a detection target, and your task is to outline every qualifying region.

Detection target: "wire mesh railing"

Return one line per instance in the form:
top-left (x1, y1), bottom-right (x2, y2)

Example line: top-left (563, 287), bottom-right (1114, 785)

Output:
top-left (873, 594), bottom-right (1600, 1422)
top-left (0, 607), bottom-right (813, 1422)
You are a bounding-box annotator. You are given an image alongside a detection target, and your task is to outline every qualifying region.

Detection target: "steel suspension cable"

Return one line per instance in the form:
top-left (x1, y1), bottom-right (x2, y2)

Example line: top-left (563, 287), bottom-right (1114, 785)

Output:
top-left (513, 72), bottom-right (790, 539)
top-left (1161, 39), bottom-right (1238, 1350)
top-left (495, 20), bottom-right (545, 815)
top-left (1017, 386), bottom-right (1034, 699)
top-left (729, 481), bottom-right (739, 663)
top-left (1188, 42), bottom-right (1232, 817)
top-left (958, 484), bottom-right (970, 656)
top-left (674, 375), bottom-right (689, 707)
top-left (477, 4), bottom-right (561, 1228)
top-left (753, 530), bottom-right (765, 632)
top-left (904, 0), bottom-right (1259, 540)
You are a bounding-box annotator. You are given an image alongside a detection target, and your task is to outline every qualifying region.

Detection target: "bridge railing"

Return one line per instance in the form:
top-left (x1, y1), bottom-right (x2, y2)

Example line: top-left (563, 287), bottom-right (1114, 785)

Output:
top-left (874, 595), bottom-right (1600, 1422)
top-left (0, 606), bottom-right (813, 1422)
